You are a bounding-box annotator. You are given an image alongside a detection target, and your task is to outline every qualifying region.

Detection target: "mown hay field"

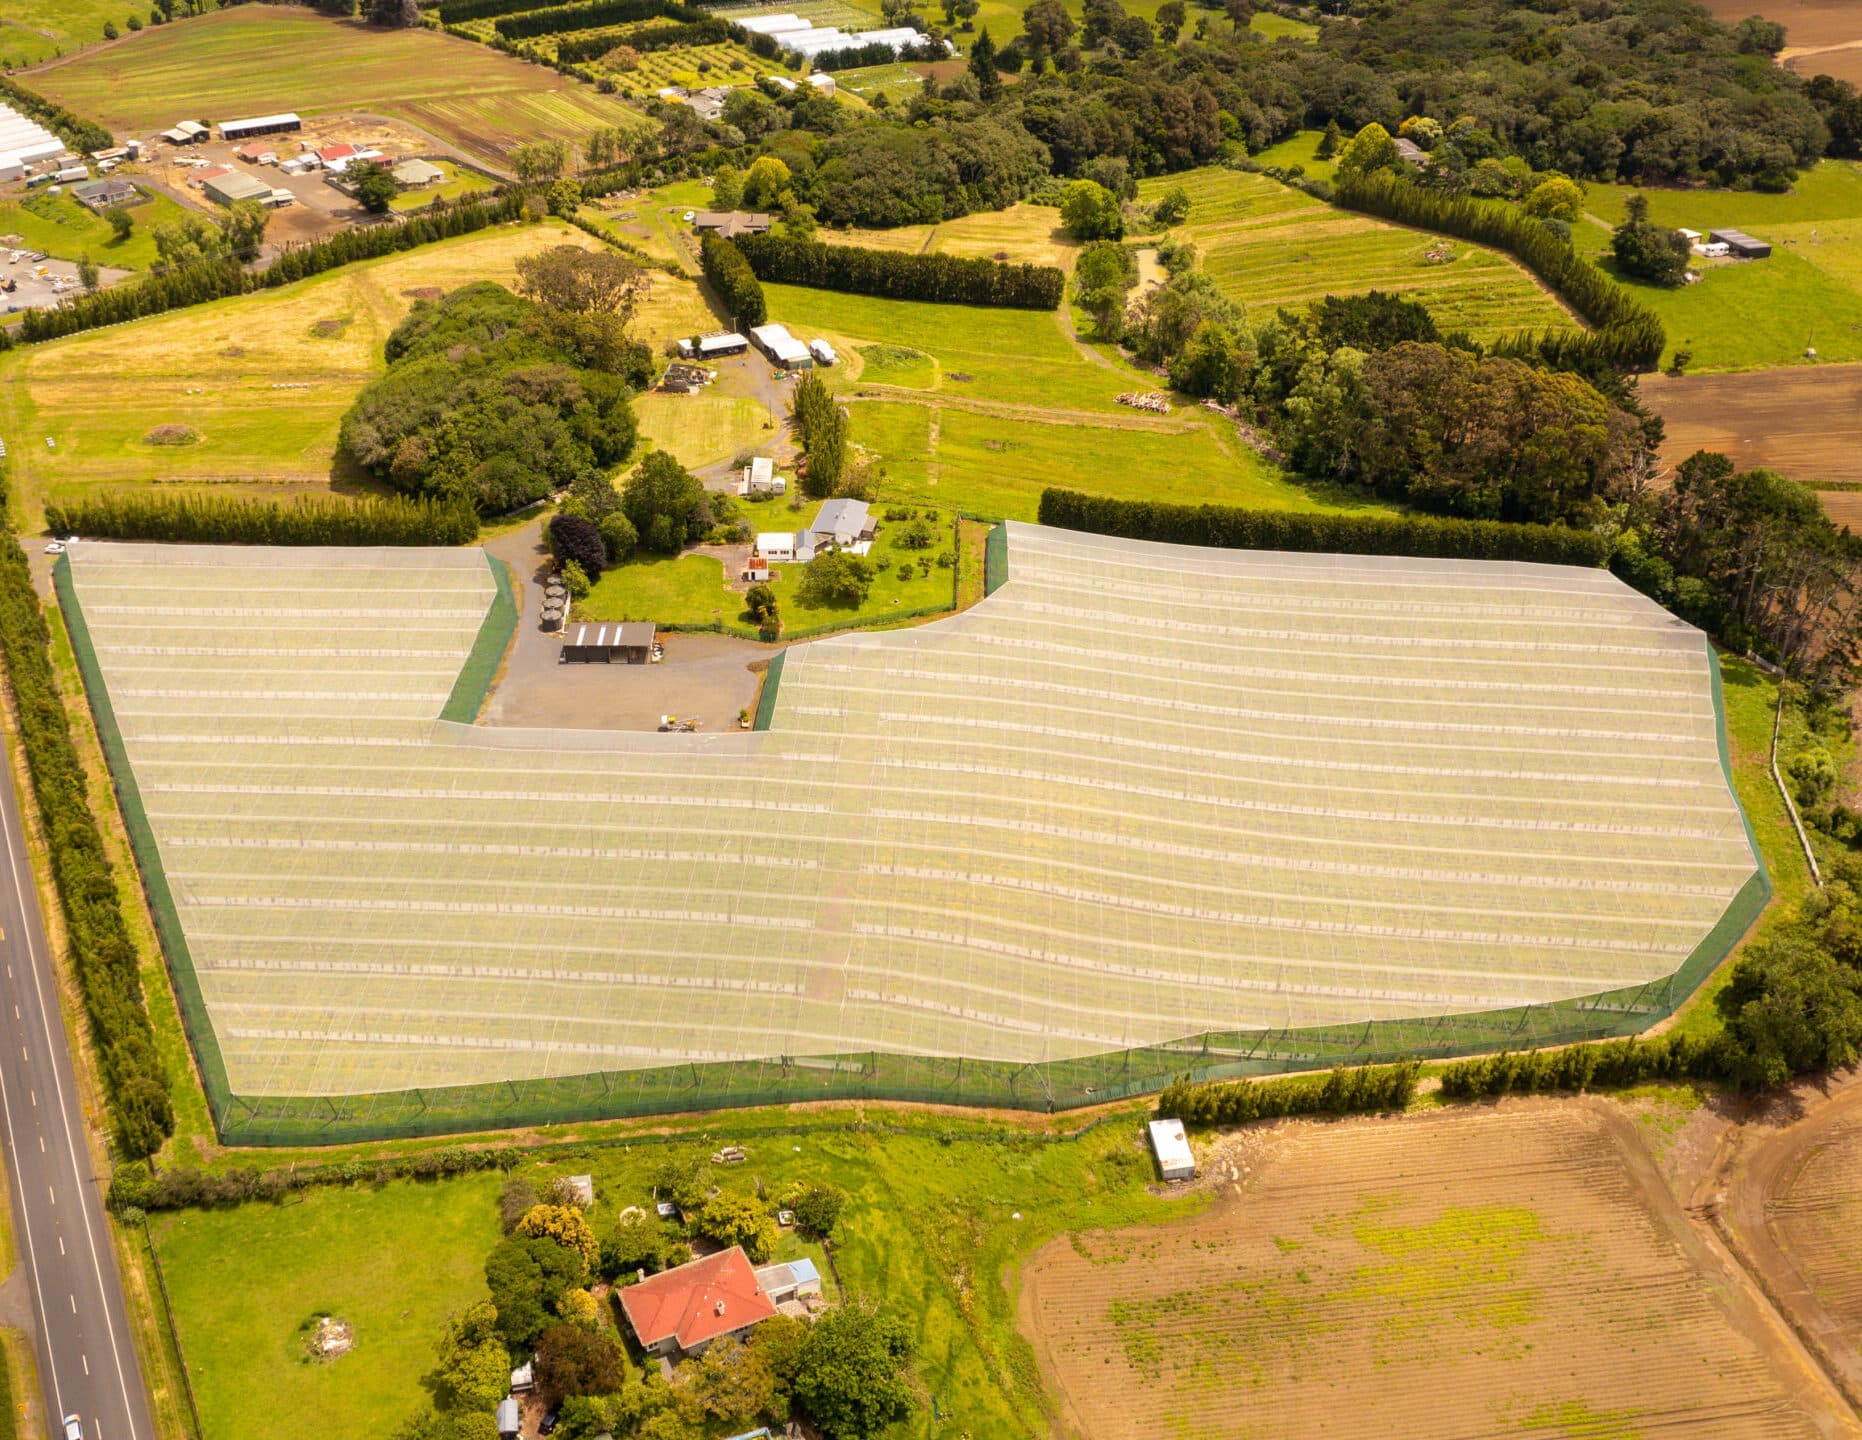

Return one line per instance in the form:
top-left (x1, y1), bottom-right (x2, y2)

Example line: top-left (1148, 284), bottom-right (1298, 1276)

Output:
top-left (1141, 166), bottom-right (1578, 341)
top-left (1023, 1104), bottom-right (1837, 1440)
top-left (816, 203), bottom-right (1080, 269)
top-left (0, 220), bottom-right (708, 519)
top-left (26, 6), bottom-right (652, 170)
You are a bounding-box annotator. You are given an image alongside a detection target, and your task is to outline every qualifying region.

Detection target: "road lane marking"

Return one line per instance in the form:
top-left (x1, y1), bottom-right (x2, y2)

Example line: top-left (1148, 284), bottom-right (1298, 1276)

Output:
top-left (68, 1293), bottom-right (75, 1314)
top-left (0, 745), bottom-right (147, 1438)
top-left (83, 1353), bottom-right (89, 1375)
top-left (58, 1234), bottom-right (64, 1255)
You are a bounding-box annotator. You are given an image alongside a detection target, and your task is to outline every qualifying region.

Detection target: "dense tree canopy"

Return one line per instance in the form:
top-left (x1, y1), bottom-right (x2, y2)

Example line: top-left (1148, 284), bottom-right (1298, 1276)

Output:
top-left (339, 283), bottom-right (637, 514)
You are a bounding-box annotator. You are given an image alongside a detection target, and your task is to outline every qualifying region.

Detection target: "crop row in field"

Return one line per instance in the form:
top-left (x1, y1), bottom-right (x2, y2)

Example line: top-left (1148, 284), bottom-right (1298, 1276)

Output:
top-left (26, 5), bottom-right (653, 170)
top-left (1140, 166), bottom-right (1577, 341)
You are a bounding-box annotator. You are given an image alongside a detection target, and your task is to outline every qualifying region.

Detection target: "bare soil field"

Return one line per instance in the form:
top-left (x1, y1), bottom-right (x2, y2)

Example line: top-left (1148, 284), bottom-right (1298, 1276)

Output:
top-left (1715, 1075), bottom-right (1862, 1413)
top-left (1698, 0), bottom-right (1862, 84)
top-left (1640, 365), bottom-right (1862, 485)
top-left (1021, 1103), bottom-right (1855, 1440)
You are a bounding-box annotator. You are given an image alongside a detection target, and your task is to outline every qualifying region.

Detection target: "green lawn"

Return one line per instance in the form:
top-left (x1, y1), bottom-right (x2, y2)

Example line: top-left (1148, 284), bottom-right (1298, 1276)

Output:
top-left (150, 1174), bottom-right (505, 1440)
top-left (150, 1105), bottom-right (1190, 1440)
top-left (387, 164), bottom-right (496, 212)
top-left (580, 504), bottom-right (960, 635)
top-left (0, 184), bottom-right (196, 270)
top-left (26, 6), bottom-right (654, 170)
top-left (1249, 11), bottom-right (1318, 41)
top-left (1570, 164), bottom-right (1862, 370)
top-left (1137, 166), bottom-right (1575, 341)
top-left (1582, 161), bottom-right (1862, 229)
top-left (1253, 128), bottom-right (1338, 182)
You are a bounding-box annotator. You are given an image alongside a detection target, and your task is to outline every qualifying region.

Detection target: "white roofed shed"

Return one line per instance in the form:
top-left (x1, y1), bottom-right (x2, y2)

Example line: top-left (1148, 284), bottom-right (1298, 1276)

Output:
top-left (1148, 1118), bottom-right (1196, 1181)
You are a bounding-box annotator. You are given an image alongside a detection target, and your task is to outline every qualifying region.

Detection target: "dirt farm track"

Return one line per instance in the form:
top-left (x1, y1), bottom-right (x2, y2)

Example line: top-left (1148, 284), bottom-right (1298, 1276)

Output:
top-left (1020, 1099), bottom-right (1862, 1440)
top-left (1641, 365), bottom-right (1862, 488)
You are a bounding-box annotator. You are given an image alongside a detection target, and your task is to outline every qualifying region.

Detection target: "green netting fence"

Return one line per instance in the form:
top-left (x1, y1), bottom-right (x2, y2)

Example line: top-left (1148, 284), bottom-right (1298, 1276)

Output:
top-left (439, 554), bottom-right (516, 723)
top-left (57, 553), bottom-right (1772, 1148)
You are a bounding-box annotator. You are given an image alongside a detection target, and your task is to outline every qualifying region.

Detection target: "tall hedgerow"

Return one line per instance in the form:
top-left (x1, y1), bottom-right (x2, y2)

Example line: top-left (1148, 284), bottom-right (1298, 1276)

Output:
top-left (1156, 1063), bottom-right (1419, 1126)
top-left (44, 491), bottom-right (481, 547)
top-left (734, 234), bottom-right (1065, 310)
top-left (0, 470), bottom-right (173, 1159)
top-left (701, 234), bottom-right (767, 328)
top-left (1037, 490), bottom-right (1612, 567)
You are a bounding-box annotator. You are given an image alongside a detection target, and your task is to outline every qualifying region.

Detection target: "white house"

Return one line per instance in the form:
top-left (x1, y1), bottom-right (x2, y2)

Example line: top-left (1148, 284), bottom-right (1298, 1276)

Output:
top-left (806, 71), bottom-right (839, 94)
top-left (1148, 1118), bottom-right (1196, 1182)
top-left (809, 338), bottom-right (837, 366)
top-left (757, 530), bottom-right (814, 564)
top-left (737, 456), bottom-right (786, 497)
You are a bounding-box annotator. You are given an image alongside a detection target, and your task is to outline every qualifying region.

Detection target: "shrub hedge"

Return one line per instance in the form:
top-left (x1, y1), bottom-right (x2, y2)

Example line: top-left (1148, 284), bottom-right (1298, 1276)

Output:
top-left (1036, 490), bottom-right (1613, 566)
top-left (809, 38), bottom-right (949, 69)
top-left (1331, 171), bottom-right (1665, 371)
top-left (1437, 1035), bottom-right (1729, 1100)
top-left (44, 492), bottom-right (481, 547)
top-left (734, 234), bottom-right (1065, 310)
top-left (1156, 1063), bottom-right (1419, 1126)
top-left (493, 0), bottom-right (702, 39)
top-left (701, 233), bottom-right (767, 328)
top-left (14, 192), bottom-right (524, 346)
top-left (0, 473), bottom-right (172, 1160)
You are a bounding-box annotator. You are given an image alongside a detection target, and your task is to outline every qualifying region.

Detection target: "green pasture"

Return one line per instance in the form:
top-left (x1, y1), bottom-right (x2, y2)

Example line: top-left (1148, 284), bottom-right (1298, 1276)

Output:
top-left (1252, 128), bottom-right (1338, 182)
top-left (1569, 164), bottom-right (1862, 369)
top-left (1582, 161), bottom-right (1862, 229)
top-left (0, 183), bottom-right (194, 270)
top-left (580, 503), bottom-right (958, 634)
top-left (833, 60), bottom-right (933, 105)
top-left (149, 1174), bottom-right (505, 1440)
top-left (764, 283), bottom-right (1137, 410)
top-left (849, 399), bottom-right (1347, 520)
top-left (1592, 245), bottom-right (1862, 371)
top-left (26, 6), bottom-right (653, 169)
top-left (1249, 11), bottom-right (1318, 41)
top-left (1141, 166), bottom-right (1575, 341)
top-left (0, 0), bottom-right (152, 66)
top-left (149, 1104), bottom-right (1189, 1440)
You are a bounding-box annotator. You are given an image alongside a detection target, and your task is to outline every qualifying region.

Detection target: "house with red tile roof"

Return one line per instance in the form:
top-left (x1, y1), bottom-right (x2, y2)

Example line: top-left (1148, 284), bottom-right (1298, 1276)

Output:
top-left (617, 1246), bottom-right (778, 1358)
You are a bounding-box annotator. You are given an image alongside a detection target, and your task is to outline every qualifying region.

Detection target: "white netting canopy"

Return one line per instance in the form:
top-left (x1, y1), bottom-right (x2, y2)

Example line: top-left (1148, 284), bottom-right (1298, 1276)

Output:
top-left (65, 525), bottom-right (1761, 1097)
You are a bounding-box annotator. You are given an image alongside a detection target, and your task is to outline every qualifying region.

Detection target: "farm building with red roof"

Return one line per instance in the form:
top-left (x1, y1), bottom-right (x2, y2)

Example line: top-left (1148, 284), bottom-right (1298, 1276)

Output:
top-left (617, 1246), bottom-right (777, 1358)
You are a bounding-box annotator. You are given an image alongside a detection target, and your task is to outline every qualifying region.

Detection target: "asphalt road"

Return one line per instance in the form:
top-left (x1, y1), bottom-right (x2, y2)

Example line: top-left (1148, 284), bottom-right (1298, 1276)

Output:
top-left (0, 729), bottom-right (153, 1440)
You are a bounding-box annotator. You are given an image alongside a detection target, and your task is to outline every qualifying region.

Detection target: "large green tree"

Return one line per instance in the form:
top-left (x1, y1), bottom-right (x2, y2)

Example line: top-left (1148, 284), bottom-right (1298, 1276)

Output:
top-left (792, 1300), bottom-right (916, 1440)
top-left (622, 450), bottom-right (713, 554)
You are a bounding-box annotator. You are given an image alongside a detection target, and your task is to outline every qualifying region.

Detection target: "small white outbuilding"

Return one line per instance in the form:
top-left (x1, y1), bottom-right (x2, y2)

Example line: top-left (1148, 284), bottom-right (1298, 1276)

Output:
top-left (1148, 1118), bottom-right (1196, 1182)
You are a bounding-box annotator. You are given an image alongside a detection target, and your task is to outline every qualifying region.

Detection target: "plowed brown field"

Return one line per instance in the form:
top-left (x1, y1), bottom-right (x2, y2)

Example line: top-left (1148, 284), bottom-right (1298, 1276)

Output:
top-left (1021, 1104), bottom-right (1845, 1440)
top-left (1698, 0), bottom-right (1862, 82)
top-left (1641, 366), bottom-right (1862, 486)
